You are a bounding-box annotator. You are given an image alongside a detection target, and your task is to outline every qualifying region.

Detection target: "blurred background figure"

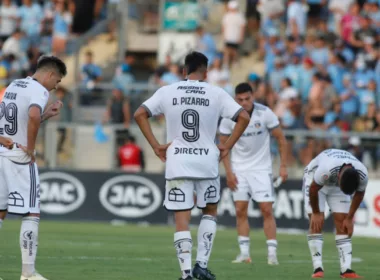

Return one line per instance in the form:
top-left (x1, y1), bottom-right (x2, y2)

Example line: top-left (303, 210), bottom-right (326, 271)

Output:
top-left (118, 135), bottom-right (145, 173)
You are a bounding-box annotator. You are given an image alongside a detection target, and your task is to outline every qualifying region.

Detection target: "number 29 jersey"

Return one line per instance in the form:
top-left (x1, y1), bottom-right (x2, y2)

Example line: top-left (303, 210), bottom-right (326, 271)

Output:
top-left (0, 77), bottom-right (49, 163)
top-left (142, 80), bottom-right (242, 180)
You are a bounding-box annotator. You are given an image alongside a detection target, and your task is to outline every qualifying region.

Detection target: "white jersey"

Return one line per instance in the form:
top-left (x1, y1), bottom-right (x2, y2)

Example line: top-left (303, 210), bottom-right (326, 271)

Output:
top-left (305, 149), bottom-right (368, 192)
top-left (0, 77), bottom-right (49, 163)
top-left (219, 103), bottom-right (279, 172)
top-left (142, 79), bottom-right (242, 180)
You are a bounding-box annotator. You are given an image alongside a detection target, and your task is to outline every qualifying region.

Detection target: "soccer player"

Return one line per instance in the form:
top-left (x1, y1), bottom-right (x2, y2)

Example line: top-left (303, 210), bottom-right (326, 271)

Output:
top-left (0, 55), bottom-right (67, 280)
top-left (219, 83), bottom-right (288, 265)
top-left (303, 149), bottom-right (368, 278)
top-left (134, 51), bottom-right (250, 280)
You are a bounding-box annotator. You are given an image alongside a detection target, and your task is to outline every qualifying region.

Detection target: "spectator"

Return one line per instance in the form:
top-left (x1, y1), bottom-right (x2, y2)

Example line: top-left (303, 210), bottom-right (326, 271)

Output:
top-left (328, 0), bottom-right (354, 35)
top-left (310, 34), bottom-right (329, 67)
top-left (18, 0), bottom-right (44, 47)
top-left (52, 0), bottom-right (73, 55)
top-left (113, 51), bottom-right (136, 95)
top-left (341, 2), bottom-right (361, 43)
top-left (256, 0), bottom-right (285, 35)
top-left (118, 135), bottom-right (145, 173)
top-left (261, 28), bottom-right (285, 76)
top-left (299, 57), bottom-right (315, 102)
top-left (269, 57), bottom-right (286, 94)
top-left (71, 0), bottom-right (105, 34)
top-left (347, 136), bottom-right (364, 161)
top-left (160, 64), bottom-right (181, 85)
top-left (358, 80), bottom-right (376, 117)
top-left (274, 77), bottom-right (298, 118)
top-left (105, 88), bottom-right (131, 147)
top-left (2, 29), bottom-right (23, 57)
top-left (353, 58), bottom-right (375, 89)
top-left (349, 14), bottom-right (377, 50)
top-left (81, 51), bottom-right (102, 91)
top-left (222, 0), bottom-right (246, 68)
top-left (115, 51), bottom-right (136, 76)
top-left (334, 38), bottom-right (355, 65)
top-left (327, 52), bottom-right (347, 94)
top-left (307, 0), bottom-right (328, 26)
top-left (247, 72), bottom-right (261, 92)
top-left (284, 53), bottom-right (303, 93)
top-left (207, 57), bottom-right (230, 87)
top-left (359, 36), bottom-right (378, 69)
top-left (317, 20), bottom-right (337, 48)
top-left (54, 86), bottom-right (72, 152)
top-left (339, 74), bottom-right (358, 122)
top-left (286, 0), bottom-right (307, 38)
top-left (195, 25), bottom-right (217, 66)
top-left (0, 0), bottom-right (19, 42)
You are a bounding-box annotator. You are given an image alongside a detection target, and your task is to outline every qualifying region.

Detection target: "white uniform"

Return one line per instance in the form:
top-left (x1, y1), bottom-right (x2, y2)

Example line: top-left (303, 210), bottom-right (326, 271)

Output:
top-left (303, 149), bottom-right (368, 214)
top-left (0, 77), bottom-right (49, 215)
top-left (142, 79), bottom-right (242, 210)
top-left (219, 103), bottom-right (280, 202)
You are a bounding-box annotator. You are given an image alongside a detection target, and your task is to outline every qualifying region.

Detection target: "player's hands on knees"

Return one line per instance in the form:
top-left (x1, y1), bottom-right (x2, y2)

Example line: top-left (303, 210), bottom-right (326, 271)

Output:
top-left (280, 165), bottom-right (288, 182)
top-left (342, 217), bottom-right (354, 237)
top-left (0, 136), bottom-right (13, 149)
top-left (154, 142), bottom-right (171, 162)
top-left (217, 143), bottom-right (230, 161)
top-left (18, 144), bottom-right (36, 163)
top-left (310, 212), bottom-right (324, 233)
top-left (226, 172), bottom-right (238, 191)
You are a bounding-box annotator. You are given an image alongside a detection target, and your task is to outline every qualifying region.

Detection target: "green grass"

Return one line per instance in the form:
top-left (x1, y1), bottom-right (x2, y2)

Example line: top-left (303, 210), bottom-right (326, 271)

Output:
top-left (1, 220), bottom-right (379, 280)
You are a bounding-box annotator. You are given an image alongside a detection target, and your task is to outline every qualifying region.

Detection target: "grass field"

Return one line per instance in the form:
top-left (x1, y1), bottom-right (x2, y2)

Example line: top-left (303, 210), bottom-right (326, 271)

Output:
top-left (1, 220), bottom-right (379, 280)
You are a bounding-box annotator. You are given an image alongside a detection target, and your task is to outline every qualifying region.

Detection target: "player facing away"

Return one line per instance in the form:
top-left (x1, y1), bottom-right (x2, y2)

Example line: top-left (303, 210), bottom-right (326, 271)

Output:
top-left (219, 83), bottom-right (288, 265)
top-left (0, 55), bottom-right (67, 280)
top-left (303, 149), bottom-right (368, 279)
top-left (134, 51), bottom-right (250, 280)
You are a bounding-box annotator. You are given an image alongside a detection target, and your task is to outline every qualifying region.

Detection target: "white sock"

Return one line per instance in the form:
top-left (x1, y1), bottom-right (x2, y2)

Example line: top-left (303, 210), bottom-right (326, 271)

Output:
top-left (267, 239), bottom-right (277, 256)
top-left (0, 219), bottom-right (3, 229)
top-left (196, 215), bottom-right (217, 269)
top-left (336, 235), bottom-right (352, 273)
top-left (20, 216), bottom-right (40, 277)
top-left (308, 234), bottom-right (324, 270)
top-left (238, 236), bottom-right (250, 256)
top-left (174, 231), bottom-right (192, 279)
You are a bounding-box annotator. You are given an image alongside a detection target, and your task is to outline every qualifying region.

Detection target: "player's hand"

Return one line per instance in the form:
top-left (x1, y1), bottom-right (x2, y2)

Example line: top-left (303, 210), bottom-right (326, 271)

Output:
top-left (153, 142), bottom-right (171, 162)
top-left (47, 100), bottom-right (63, 117)
top-left (342, 217), bottom-right (354, 237)
top-left (18, 144), bottom-right (36, 163)
top-left (310, 212), bottom-right (324, 233)
top-left (0, 137), bottom-right (13, 149)
top-left (217, 143), bottom-right (230, 161)
top-left (280, 165), bottom-right (288, 182)
top-left (226, 172), bottom-right (238, 191)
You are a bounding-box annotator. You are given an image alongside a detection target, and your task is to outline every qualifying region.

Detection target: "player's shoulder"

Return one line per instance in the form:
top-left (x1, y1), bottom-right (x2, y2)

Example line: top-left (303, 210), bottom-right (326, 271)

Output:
top-left (254, 102), bottom-right (269, 111)
top-left (11, 77), bottom-right (48, 95)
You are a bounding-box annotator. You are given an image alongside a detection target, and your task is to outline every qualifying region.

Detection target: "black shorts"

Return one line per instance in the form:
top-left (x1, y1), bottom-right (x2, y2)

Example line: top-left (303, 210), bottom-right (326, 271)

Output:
top-left (225, 42), bottom-right (240, 49)
top-left (308, 4), bottom-right (322, 18)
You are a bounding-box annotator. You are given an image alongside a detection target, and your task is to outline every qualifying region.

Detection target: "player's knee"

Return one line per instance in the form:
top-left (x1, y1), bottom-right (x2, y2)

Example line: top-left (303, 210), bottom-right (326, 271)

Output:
top-left (25, 213), bottom-right (40, 218)
top-left (235, 207), bottom-right (248, 219)
top-left (202, 203), bottom-right (217, 216)
top-left (260, 204), bottom-right (273, 219)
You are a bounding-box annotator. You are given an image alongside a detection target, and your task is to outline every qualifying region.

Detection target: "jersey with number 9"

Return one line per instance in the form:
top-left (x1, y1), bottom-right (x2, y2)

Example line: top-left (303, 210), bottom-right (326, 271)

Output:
top-left (142, 80), bottom-right (242, 180)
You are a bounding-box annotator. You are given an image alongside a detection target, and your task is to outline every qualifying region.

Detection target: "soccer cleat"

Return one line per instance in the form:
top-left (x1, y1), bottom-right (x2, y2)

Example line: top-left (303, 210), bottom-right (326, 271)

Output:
top-left (267, 254), bottom-right (279, 265)
top-left (192, 263), bottom-right (216, 280)
top-left (20, 272), bottom-right (49, 280)
top-left (340, 269), bottom-right (363, 278)
top-left (231, 254), bottom-right (252, 263)
top-left (312, 267), bottom-right (324, 278)
top-left (178, 276), bottom-right (193, 280)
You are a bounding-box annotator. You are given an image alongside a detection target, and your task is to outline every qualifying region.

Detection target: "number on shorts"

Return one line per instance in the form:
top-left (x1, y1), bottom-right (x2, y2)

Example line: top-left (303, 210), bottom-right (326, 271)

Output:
top-left (0, 102), bottom-right (18, 135)
top-left (181, 109), bottom-right (200, 142)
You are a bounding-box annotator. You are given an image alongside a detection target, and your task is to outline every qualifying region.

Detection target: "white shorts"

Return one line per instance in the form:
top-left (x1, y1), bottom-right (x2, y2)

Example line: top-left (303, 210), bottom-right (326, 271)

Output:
top-left (302, 174), bottom-right (351, 214)
top-left (232, 171), bottom-right (275, 203)
top-left (163, 178), bottom-right (220, 211)
top-left (0, 157), bottom-right (40, 215)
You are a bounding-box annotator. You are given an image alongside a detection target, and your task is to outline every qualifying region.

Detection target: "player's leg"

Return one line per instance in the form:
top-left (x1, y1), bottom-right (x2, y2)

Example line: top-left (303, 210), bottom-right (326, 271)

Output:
top-left (0, 157), bottom-right (7, 229)
top-left (164, 180), bottom-right (195, 280)
top-left (248, 172), bottom-right (278, 265)
top-left (231, 173), bottom-right (251, 263)
top-left (6, 161), bottom-right (47, 280)
top-left (304, 176), bottom-right (326, 278)
top-left (192, 179), bottom-right (220, 280)
top-left (328, 188), bottom-right (362, 279)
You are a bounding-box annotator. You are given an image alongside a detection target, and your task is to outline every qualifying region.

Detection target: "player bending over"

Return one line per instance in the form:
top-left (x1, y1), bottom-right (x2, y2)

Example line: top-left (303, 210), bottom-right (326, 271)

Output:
top-left (303, 149), bottom-right (368, 278)
top-left (134, 51), bottom-right (250, 280)
top-left (219, 83), bottom-right (288, 265)
top-left (0, 55), bottom-right (67, 280)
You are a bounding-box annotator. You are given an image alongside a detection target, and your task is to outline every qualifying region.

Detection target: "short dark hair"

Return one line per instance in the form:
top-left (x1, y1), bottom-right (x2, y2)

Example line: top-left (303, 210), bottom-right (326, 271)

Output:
top-left (184, 51), bottom-right (208, 75)
top-left (85, 51), bottom-right (93, 56)
top-left (36, 55), bottom-right (67, 76)
top-left (128, 135), bottom-right (136, 143)
top-left (339, 166), bottom-right (360, 195)
top-left (235, 83), bottom-right (253, 94)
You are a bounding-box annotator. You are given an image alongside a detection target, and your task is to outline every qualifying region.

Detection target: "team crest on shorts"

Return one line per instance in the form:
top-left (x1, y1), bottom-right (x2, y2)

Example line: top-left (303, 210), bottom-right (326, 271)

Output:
top-left (204, 186), bottom-right (217, 200)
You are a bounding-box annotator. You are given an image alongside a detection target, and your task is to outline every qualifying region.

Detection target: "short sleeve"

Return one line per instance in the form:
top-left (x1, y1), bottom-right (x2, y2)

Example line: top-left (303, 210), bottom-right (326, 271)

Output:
top-left (219, 90), bottom-right (243, 121)
top-left (264, 108), bottom-right (280, 130)
top-left (357, 167), bottom-right (369, 192)
top-left (313, 165), bottom-right (329, 186)
top-left (141, 88), bottom-right (164, 117)
top-left (29, 90), bottom-right (49, 113)
top-left (219, 118), bottom-right (233, 136)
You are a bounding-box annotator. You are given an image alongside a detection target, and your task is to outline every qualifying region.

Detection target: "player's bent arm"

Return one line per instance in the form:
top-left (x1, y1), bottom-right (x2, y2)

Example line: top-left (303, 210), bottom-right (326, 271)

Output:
top-left (347, 191), bottom-right (365, 220)
top-left (309, 180), bottom-right (323, 213)
top-left (220, 134), bottom-right (233, 174)
top-left (27, 106), bottom-right (42, 153)
top-left (271, 127), bottom-right (287, 168)
top-left (134, 106), bottom-right (160, 149)
top-left (224, 110), bottom-right (250, 150)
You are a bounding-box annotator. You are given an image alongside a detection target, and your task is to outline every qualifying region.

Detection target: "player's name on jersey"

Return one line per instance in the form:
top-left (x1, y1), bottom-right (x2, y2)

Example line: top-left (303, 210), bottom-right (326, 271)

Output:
top-left (174, 147), bottom-right (209, 155)
top-left (3, 92), bottom-right (17, 100)
top-left (177, 85), bottom-right (205, 94)
top-left (172, 97), bottom-right (209, 107)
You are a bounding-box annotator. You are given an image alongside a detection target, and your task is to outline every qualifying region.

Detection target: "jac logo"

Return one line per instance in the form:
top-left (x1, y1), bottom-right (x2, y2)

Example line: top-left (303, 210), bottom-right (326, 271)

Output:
top-left (373, 195), bottom-right (380, 227)
top-left (99, 175), bottom-right (162, 218)
top-left (39, 172), bottom-right (86, 214)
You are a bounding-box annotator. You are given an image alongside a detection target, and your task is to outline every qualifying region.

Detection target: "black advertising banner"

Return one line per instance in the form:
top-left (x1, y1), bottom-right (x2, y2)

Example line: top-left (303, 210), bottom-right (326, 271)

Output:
top-left (37, 170), bottom-right (334, 232)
